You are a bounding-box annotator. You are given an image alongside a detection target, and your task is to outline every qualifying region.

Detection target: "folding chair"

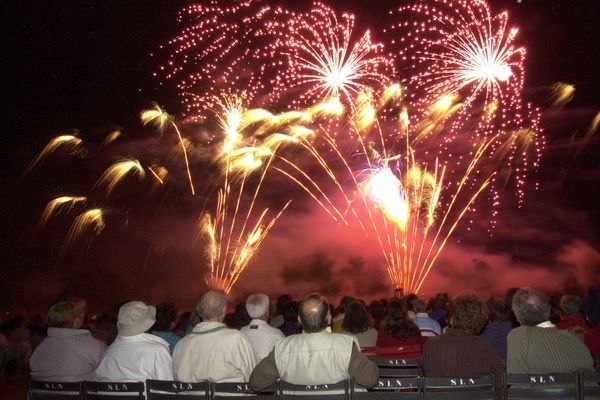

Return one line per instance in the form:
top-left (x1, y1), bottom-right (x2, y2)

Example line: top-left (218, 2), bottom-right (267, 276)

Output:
top-left (580, 371), bottom-right (600, 400)
top-left (505, 373), bottom-right (579, 400)
top-left (212, 381), bottom-right (276, 399)
top-left (422, 375), bottom-right (496, 400)
top-left (145, 379), bottom-right (210, 400)
top-left (371, 357), bottom-right (421, 377)
top-left (28, 379), bottom-right (84, 400)
top-left (278, 379), bottom-right (351, 400)
top-left (85, 381), bottom-right (145, 400)
top-left (352, 376), bottom-right (420, 399)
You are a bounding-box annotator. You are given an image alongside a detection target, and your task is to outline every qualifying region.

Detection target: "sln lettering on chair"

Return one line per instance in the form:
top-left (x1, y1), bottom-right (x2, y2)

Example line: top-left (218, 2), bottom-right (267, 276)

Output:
top-left (449, 378), bottom-right (476, 386)
top-left (529, 375), bottom-right (555, 384)
top-left (106, 383), bottom-right (130, 391)
top-left (387, 359), bottom-right (408, 366)
top-left (43, 383), bottom-right (65, 390)
top-left (171, 382), bottom-right (194, 390)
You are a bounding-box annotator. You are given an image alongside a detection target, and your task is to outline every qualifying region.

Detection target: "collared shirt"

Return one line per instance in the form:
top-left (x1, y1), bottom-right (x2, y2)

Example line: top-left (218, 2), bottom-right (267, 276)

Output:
top-left (241, 319), bottom-right (284, 361)
top-left (30, 328), bottom-right (106, 382)
top-left (95, 333), bottom-right (173, 382)
top-left (536, 320), bottom-right (556, 328)
top-left (414, 313), bottom-right (442, 336)
top-left (173, 321), bottom-right (257, 383)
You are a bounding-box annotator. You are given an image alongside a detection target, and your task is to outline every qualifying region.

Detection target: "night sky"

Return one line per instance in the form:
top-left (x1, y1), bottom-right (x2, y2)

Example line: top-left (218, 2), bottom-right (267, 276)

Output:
top-left (2, 0), bottom-right (600, 313)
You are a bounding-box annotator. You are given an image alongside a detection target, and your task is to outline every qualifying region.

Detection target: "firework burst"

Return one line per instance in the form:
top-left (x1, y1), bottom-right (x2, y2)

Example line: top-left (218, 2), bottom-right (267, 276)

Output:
top-left (386, 0), bottom-right (543, 212)
top-left (272, 2), bottom-right (395, 107)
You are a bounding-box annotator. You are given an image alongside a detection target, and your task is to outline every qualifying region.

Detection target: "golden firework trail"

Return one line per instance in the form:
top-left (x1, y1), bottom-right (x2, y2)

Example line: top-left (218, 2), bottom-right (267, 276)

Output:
top-left (36, 196), bottom-right (86, 236)
top-left (198, 98), bottom-right (298, 293)
top-left (25, 134), bottom-right (83, 175)
top-left (102, 129), bottom-right (122, 146)
top-left (62, 208), bottom-right (106, 254)
top-left (550, 82), bottom-right (575, 108)
top-left (95, 159), bottom-right (145, 196)
top-left (148, 164), bottom-right (168, 185)
top-left (271, 85), bottom-right (507, 293)
top-left (141, 103), bottom-right (196, 195)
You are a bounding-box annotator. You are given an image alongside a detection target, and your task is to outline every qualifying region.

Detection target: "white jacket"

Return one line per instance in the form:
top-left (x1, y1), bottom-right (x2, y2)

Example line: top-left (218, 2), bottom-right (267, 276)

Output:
top-left (30, 328), bottom-right (106, 382)
top-left (274, 331), bottom-right (356, 384)
top-left (241, 319), bottom-right (284, 361)
top-left (94, 333), bottom-right (173, 382)
top-left (173, 321), bottom-right (257, 382)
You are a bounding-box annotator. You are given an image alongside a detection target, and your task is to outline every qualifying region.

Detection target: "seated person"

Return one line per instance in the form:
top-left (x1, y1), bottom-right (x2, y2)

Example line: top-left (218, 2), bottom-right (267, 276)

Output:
top-left (413, 298), bottom-right (442, 336)
top-left (150, 303), bottom-right (181, 354)
top-left (241, 293), bottom-right (284, 361)
top-left (422, 292), bottom-right (503, 380)
top-left (508, 288), bottom-right (593, 373)
top-left (30, 301), bottom-right (106, 381)
top-left (173, 289), bottom-right (256, 382)
top-left (95, 301), bottom-right (173, 381)
top-left (481, 296), bottom-right (513, 360)
top-left (339, 301), bottom-right (378, 348)
top-left (557, 294), bottom-right (589, 335)
top-left (249, 293), bottom-right (378, 390)
top-left (377, 299), bottom-right (426, 353)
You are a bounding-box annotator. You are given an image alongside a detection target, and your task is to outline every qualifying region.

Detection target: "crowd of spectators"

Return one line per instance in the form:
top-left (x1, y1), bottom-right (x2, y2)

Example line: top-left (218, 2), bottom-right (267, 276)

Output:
top-left (1, 286), bottom-right (599, 388)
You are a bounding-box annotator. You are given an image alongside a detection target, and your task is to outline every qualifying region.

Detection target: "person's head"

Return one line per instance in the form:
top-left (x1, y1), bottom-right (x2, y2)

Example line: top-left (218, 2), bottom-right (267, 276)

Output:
top-left (152, 303), bottom-right (177, 331)
top-left (338, 295), bottom-right (355, 315)
top-left (450, 292), bottom-right (488, 335)
top-left (414, 298), bottom-right (427, 314)
top-left (197, 289), bottom-right (228, 322)
top-left (117, 301), bottom-right (156, 336)
top-left (486, 296), bottom-right (511, 323)
top-left (246, 293), bottom-right (270, 321)
top-left (405, 294), bottom-right (418, 312)
top-left (383, 299), bottom-right (421, 340)
top-left (512, 288), bottom-right (551, 326)
top-left (342, 301), bottom-right (371, 334)
top-left (47, 301), bottom-right (82, 329)
top-left (299, 293), bottom-right (330, 333)
top-left (560, 295), bottom-right (582, 316)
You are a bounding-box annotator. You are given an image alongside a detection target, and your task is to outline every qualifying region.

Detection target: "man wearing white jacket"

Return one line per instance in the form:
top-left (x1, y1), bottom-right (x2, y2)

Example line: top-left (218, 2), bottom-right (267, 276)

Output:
top-left (241, 293), bottom-right (284, 361)
top-left (249, 293), bottom-right (378, 390)
top-left (30, 301), bottom-right (105, 381)
top-left (173, 289), bottom-right (257, 382)
top-left (95, 301), bottom-right (173, 382)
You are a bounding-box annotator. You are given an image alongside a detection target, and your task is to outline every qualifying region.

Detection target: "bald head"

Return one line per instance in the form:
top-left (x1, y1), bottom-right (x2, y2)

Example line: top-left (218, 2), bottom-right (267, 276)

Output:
top-left (300, 293), bottom-right (330, 333)
top-left (197, 289), bottom-right (228, 321)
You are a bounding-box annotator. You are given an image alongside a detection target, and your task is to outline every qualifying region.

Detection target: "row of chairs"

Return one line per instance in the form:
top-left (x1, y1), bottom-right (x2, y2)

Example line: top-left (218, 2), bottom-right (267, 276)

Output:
top-left (28, 371), bottom-right (600, 400)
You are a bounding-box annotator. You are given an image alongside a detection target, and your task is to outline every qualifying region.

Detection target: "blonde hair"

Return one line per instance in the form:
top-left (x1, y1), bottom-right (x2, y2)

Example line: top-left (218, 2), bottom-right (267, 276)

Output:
top-left (48, 301), bottom-right (79, 328)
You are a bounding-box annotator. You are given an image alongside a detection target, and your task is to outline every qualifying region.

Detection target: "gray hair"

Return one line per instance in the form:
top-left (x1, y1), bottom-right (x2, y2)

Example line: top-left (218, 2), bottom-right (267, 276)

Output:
top-left (299, 293), bottom-right (330, 333)
top-left (513, 288), bottom-right (551, 326)
top-left (197, 289), bottom-right (228, 320)
top-left (246, 293), bottom-right (270, 319)
top-left (560, 295), bottom-right (582, 316)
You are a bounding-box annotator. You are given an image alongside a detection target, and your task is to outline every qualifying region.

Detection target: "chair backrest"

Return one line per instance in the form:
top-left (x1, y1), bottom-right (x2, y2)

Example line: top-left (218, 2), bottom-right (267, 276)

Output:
top-left (85, 381), bottom-right (145, 400)
top-left (505, 373), bottom-right (579, 400)
top-left (212, 381), bottom-right (276, 399)
top-left (422, 375), bottom-right (495, 400)
top-left (28, 380), bottom-right (84, 400)
top-left (146, 379), bottom-right (210, 400)
top-left (278, 379), bottom-right (350, 400)
top-left (372, 358), bottom-right (421, 377)
top-left (580, 371), bottom-right (600, 400)
top-left (352, 377), bottom-right (420, 400)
